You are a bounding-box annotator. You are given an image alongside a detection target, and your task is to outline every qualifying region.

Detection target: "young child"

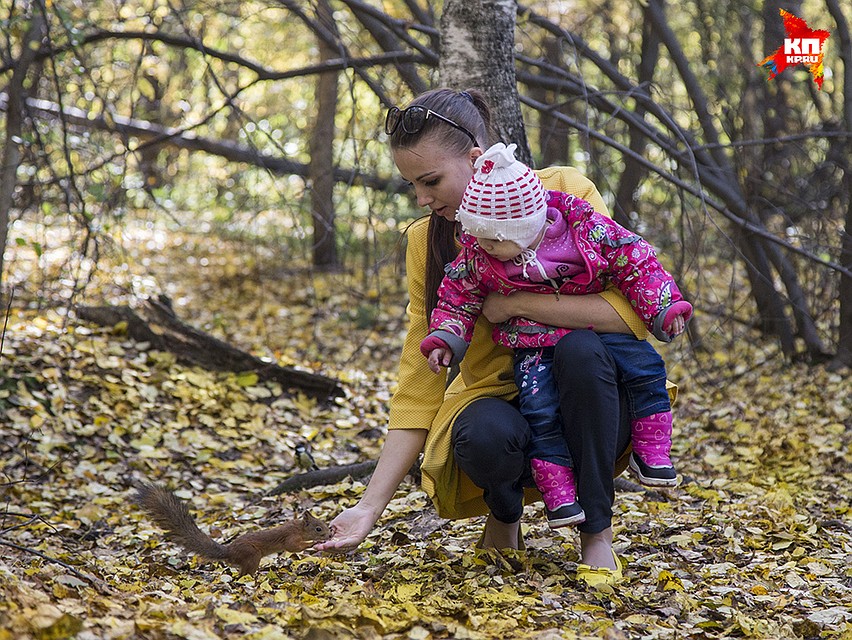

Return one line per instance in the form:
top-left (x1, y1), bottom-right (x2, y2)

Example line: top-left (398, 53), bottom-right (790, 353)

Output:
top-left (420, 142), bottom-right (692, 529)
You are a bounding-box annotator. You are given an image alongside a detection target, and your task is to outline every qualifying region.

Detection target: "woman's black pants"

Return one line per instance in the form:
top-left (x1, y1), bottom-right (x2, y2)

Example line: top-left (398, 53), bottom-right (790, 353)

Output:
top-left (452, 330), bottom-right (631, 533)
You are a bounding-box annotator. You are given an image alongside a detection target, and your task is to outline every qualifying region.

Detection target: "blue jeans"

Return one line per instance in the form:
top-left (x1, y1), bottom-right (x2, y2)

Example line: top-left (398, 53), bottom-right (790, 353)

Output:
top-left (597, 333), bottom-right (671, 420)
top-left (513, 347), bottom-right (572, 467)
top-left (513, 335), bottom-right (670, 469)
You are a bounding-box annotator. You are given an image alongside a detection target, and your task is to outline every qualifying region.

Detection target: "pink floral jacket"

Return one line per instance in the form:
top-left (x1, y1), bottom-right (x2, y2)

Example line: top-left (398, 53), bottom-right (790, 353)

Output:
top-left (428, 191), bottom-right (687, 363)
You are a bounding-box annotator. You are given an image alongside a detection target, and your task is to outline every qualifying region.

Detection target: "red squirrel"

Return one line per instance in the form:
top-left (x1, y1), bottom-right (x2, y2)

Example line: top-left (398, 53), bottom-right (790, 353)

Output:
top-left (136, 483), bottom-right (332, 576)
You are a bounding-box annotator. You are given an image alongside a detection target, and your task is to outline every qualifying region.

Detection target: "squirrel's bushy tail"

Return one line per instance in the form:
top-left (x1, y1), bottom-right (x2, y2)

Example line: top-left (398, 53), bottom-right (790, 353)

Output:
top-left (136, 483), bottom-right (230, 562)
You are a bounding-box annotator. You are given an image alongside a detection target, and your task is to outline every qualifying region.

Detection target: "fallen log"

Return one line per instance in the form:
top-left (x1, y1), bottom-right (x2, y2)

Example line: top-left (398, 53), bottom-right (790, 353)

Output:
top-left (76, 297), bottom-right (344, 401)
top-left (614, 476), bottom-right (670, 502)
top-left (267, 460), bottom-right (379, 495)
top-left (268, 459), bottom-right (421, 495)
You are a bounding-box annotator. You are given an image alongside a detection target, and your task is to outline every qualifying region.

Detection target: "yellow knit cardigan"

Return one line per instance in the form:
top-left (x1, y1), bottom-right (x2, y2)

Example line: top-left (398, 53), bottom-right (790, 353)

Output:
top-left (388, 166), bottom-right (677, 520)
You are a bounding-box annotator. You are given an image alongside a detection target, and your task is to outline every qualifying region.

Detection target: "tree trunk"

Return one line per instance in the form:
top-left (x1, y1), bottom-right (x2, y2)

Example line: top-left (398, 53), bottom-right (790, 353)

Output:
top-left (439, 0), bottom-right (530, 163)
top-left (136, 70), bottom-right (165, 194)
top-left (736, 13), bottom-right (798, 357)
top-left (737, 229), bottom-right (796, 355)
top-left (0, 3), bottom-right (46, 293)
top-left (534, 38), bottom-right (571, 168)
top-left (309, 0), bottom-right (340, 270)
top-left (645, 0), bottom-right (811, 358)
top-left (838, 186), bottom-right (852, 369)
top-left (760, 0), bottom-right (801, 150)
top-left (826, 0), bottom-right (852, 370)
top-left (613, 2), bottom-right (660, 229)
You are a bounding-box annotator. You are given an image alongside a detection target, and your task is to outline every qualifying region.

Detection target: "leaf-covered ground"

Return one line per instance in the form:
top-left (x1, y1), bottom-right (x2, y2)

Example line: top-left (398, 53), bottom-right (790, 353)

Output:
top-left (1, 224), bottom-right (851, 640)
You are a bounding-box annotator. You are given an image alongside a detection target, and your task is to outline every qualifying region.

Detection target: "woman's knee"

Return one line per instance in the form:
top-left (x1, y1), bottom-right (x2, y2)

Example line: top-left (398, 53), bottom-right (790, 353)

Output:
top-left (453, 397), bottom-right (529, 459)
top-left (553, 330), bottom-right (616, 385)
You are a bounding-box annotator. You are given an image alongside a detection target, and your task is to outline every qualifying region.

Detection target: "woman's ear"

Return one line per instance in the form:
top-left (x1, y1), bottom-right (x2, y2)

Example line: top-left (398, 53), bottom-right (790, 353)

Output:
top-left (469, 146), bottom-right (483, 167)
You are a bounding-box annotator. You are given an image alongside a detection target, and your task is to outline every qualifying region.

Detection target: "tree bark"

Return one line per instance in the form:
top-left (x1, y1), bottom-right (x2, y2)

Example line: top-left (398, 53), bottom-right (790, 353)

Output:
top-left (309, 0), bottom-right (340, 270)
top-left (613, 2), bottom-right (660, 229)
top-left (531, 38), bottom-right (571, 168)
top-left (825, 0), bottom-right (852, 369)
top-left (440, 0), bottom-right (530, 163)
top-left (0, 3), bottom-right (46, 293)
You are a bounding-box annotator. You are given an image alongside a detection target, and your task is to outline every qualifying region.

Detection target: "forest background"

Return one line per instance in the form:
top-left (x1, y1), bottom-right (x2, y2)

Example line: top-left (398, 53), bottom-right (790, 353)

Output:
top-left (0, 0), bottom-right (850, 639)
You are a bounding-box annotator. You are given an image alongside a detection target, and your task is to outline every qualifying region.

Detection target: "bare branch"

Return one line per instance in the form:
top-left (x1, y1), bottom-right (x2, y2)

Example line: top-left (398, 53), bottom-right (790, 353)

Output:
top-left (0, 94), bottom-right (406, 194)
top-left (519, 93), bottom-right (852, 279)
top-left (692, 130), bottom-right (852, 151)
top-left (274, 0), bottom-right (393, 107)
top-left (338, 0), bottom-right (440, 50)
top-left (401, 0), bottom-right (438, 40)
top-left (340, 0), bottom-right (431, 96)
top-left (267, 460), bottom-right (378, 495)
top-left (3, 28), bottom-right (426, 81)
top-left (0, 538), bottom-right (112, 593)
top-left (513, 11), bottom-right (723, 175)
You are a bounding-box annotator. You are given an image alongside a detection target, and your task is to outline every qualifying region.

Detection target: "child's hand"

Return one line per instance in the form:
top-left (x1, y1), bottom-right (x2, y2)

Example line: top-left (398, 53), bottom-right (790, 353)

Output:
top-left (420, 334), bottom-right (452, 372)
top-left (661, 301), bottom-right (693, 339)
top-left (427, 348), bottom-right (451, 373)
top-left (664, 314), bottom-right (686, 337)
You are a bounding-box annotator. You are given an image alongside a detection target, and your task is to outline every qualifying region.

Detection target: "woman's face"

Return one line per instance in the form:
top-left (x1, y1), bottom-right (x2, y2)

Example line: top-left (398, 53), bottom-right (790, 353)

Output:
top-left (393, 139), bottom-right (481, 222)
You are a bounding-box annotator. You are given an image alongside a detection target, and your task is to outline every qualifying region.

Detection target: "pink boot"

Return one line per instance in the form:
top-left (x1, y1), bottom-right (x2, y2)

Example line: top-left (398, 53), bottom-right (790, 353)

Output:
top-left (530, 459), bottom-right (586, 528)
top-left (629, 411), bottom-right (678, 487)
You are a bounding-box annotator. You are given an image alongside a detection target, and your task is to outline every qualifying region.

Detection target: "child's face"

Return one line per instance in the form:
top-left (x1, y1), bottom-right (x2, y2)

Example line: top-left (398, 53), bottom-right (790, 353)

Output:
top-left (476, 236), bottom-right (525, 261)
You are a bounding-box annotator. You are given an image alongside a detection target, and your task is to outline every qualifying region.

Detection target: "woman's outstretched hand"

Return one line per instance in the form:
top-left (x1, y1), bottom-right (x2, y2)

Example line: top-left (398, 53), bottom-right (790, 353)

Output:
top-left (314, 504), bottom-right (378, 553)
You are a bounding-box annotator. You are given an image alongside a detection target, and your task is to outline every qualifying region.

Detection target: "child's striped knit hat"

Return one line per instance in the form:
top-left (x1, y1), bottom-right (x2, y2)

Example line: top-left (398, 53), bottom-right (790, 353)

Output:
top-left (457, 142), bottom-right (548, 249)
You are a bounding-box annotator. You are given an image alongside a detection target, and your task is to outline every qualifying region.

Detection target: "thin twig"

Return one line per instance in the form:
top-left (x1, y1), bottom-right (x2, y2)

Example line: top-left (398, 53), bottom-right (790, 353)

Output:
top-left (692, 130), bottom-right (852, 151)
top-left (0, 514), bottom-right (42, 536)
top-left (0, 285), bottom-right (12, 357)
top-left (0, 538), bottom-right (113, 593)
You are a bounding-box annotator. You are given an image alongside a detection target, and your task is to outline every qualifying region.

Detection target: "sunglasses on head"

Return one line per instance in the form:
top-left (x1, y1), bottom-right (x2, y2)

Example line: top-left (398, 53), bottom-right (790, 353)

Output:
top-left (385, 105), bottom-right (480, 148)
